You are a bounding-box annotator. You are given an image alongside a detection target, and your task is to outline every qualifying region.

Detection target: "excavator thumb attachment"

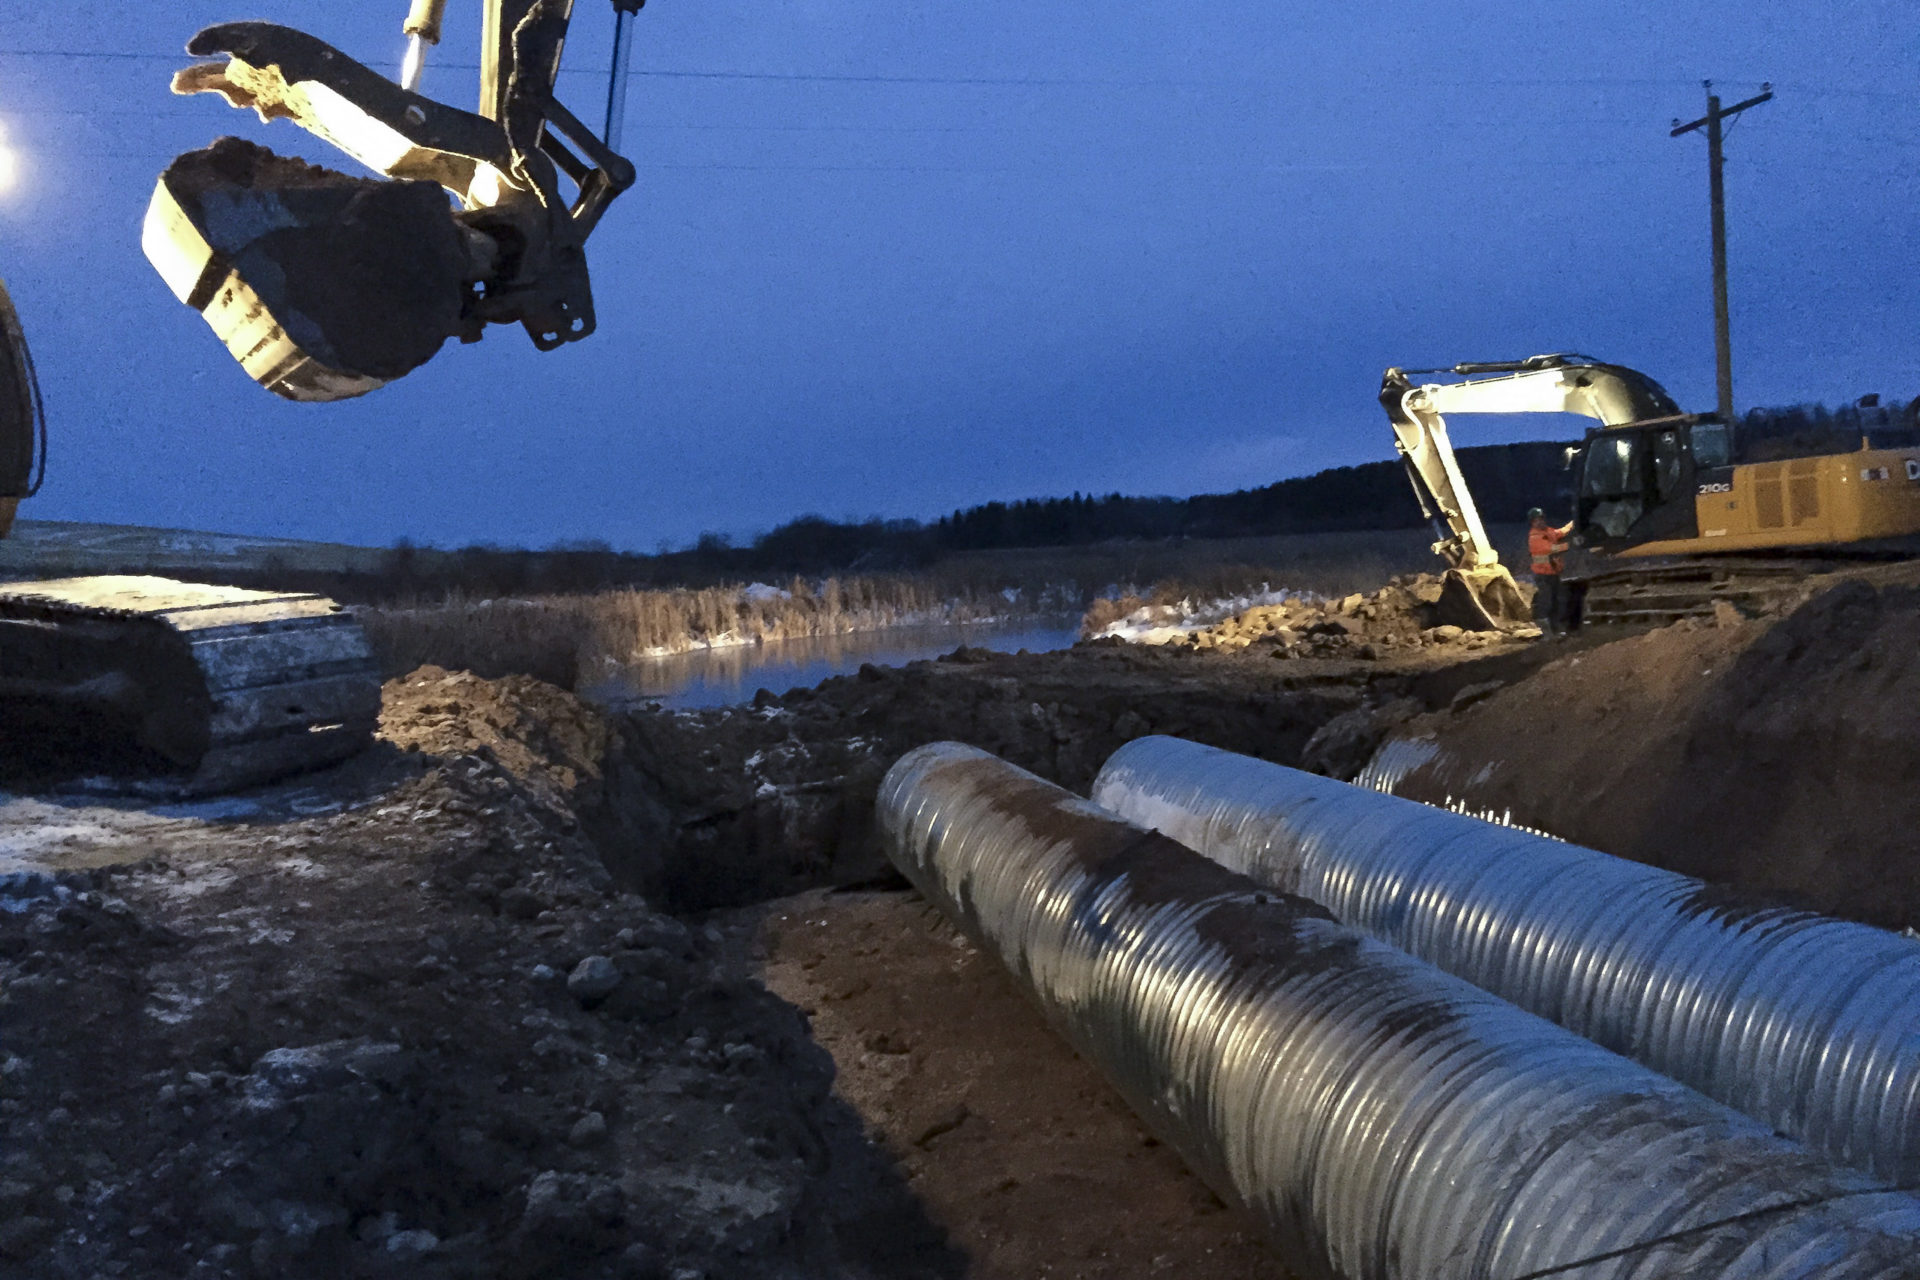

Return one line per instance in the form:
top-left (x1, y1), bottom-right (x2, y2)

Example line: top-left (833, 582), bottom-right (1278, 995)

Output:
top-left (1434, 565), bottom-right (1534, 632)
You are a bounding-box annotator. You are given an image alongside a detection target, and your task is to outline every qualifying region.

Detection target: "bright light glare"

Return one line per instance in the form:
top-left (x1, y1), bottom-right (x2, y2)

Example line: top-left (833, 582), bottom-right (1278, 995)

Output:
top-left (0, 144), bottom-right (17, 196)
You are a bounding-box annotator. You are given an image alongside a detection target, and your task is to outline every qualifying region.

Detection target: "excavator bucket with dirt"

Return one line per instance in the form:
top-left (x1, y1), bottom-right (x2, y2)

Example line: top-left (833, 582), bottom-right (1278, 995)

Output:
top-left (1435, 564), bottom-right (1534, 632)
top-left (143, 9), bottom-right (639, 401)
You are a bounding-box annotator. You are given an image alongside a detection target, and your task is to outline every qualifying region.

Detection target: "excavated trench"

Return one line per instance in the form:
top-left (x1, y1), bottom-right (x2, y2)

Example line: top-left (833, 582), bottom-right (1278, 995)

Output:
top-left (5, 579), bottom-right (1914, 1279)
top-left (0, 643), bottom-right (1399, 1280)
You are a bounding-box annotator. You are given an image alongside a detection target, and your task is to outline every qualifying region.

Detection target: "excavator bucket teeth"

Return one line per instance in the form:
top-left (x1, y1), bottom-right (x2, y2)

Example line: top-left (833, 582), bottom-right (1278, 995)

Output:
top-left (1435, 566), bottom-right (1534, 632)
top-left (143, 137), bottom-right (473, 401)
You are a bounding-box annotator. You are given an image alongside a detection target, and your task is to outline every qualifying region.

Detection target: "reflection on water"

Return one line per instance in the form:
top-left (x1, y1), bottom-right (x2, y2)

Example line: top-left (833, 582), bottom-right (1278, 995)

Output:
top-left (584, 619), bottom-right (1082, 710)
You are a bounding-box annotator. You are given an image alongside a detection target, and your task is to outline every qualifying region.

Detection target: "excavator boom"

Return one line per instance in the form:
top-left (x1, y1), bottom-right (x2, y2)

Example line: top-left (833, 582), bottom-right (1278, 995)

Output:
top-left (1380, 354), bottom-right (1685, 631)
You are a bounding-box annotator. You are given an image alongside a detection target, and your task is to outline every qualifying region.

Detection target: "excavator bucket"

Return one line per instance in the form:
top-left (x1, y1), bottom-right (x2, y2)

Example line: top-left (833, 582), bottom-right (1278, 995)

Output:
top-left (143, 137), bottom-right (474, 402)
top-left (1434, 565), bottom-right (1535, 632)
top-left (144, 17), bottom-right (635, 400)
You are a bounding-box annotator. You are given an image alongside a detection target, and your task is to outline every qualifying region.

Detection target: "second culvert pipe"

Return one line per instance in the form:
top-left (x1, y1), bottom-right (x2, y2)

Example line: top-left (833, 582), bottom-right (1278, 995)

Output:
top-left (880, 742), bottom-right (1920, 1280)
top-left (1091, 735), bottom-right (1920, 1187)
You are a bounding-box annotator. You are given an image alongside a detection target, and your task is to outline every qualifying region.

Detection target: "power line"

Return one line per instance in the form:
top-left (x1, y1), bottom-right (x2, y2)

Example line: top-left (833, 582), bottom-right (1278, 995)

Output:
top-left (0, 47), bottom-right (1912, 104)
top-left (0, 47), bottom-right (1228, 87)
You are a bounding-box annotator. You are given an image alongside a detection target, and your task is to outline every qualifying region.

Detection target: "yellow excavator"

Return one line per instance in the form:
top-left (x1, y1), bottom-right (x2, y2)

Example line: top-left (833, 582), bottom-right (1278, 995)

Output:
top-left (1, 1), bottom-right (653, 790)
top-left (1380, 354), bottom-right (1920, 629)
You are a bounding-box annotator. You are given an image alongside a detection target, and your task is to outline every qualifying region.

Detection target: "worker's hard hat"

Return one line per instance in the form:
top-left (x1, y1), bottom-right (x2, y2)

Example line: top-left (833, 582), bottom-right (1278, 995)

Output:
top-left (1527, 507), bottom-right (1545, 520)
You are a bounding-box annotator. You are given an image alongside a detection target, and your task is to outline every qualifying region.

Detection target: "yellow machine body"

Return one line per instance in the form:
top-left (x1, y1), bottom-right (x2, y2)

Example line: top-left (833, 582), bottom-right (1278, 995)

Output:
top-left (1621, 446), bottom-right (1920, 558)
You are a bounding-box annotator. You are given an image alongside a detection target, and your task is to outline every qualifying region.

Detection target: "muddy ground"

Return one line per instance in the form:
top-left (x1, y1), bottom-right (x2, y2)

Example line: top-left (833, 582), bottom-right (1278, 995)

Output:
top-left (1, 577), bottom-right (1915, 1278)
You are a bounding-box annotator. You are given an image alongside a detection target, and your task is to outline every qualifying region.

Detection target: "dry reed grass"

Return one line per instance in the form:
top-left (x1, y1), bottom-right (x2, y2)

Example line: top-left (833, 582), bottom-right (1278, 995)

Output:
top-left (359, 528), bottom-right (1520, 687)
top-left (358, 575), bottom-right (1016, 686)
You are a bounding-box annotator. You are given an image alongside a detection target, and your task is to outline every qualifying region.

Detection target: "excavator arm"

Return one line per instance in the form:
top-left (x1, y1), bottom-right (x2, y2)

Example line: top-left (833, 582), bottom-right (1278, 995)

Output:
top-left (143, 0), bottom-right (647, 401)
top-left (0, 278), bottom-right (45, 539)
top-left (1379, 354), bottom-right (1684, 630)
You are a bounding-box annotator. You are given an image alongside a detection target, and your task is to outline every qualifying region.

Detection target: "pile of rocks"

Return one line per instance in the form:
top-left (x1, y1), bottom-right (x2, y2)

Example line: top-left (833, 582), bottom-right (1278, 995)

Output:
top-left (1183, 575), bottom-right (1527, 660)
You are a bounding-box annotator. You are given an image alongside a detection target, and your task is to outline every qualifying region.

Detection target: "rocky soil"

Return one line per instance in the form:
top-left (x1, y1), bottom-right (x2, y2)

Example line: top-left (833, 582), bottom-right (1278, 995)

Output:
top-left (0, 670), bottom-right (920, 1280)
top-left (4, 572), bottom-right (1917, 1278)
top-left (1171, 573), bottom-right (1535, 660)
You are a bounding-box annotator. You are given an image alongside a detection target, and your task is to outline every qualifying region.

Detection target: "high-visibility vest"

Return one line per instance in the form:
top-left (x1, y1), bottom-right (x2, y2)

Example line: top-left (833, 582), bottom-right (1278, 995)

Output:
top-left (1529, 524), bottom-right (1569, 575)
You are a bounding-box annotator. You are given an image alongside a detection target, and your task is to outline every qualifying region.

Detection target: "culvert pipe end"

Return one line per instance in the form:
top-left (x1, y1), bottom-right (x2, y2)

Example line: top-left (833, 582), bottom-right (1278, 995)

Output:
top-left (879, 742), bottom-right (1920, 1280)
top-left (1092, 735), bottom-right (1920, 1186)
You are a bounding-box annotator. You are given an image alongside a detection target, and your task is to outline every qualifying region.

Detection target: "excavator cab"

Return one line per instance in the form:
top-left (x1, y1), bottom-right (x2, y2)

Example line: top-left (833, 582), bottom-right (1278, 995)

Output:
top-left (1571, 419), bottom-right (1722, 551)
top-left (143, 1), bottom-right (647, 401)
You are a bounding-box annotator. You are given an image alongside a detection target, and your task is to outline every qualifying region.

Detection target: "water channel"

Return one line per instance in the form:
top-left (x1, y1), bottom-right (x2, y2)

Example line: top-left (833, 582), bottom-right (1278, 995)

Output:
top-left (584, 617), bottom-right (1083, 710)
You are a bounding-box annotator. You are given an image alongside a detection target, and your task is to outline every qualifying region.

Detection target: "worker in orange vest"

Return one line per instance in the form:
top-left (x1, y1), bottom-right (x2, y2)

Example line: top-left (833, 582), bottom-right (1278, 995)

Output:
top-left (1527, 507), bottom-right (1575, 634)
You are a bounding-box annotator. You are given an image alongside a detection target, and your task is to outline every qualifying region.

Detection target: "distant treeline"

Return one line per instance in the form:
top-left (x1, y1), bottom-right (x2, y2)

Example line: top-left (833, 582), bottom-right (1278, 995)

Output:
top-left (225, 396), bottom-right (1914, 604)
top-left (233, 439), bottom-right (1565, 602)
top-left (932, 440), bottom-right (1569, 550)
top-left (1738, 396), bottom-right (1918, 462)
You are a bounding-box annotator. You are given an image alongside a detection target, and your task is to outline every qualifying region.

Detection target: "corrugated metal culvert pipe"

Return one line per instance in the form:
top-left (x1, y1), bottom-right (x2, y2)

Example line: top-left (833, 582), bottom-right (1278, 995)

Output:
top-left (1090, 735), bottom-right (1920, 1187)
top-left (878, 742), bottom-right (1920, 1280)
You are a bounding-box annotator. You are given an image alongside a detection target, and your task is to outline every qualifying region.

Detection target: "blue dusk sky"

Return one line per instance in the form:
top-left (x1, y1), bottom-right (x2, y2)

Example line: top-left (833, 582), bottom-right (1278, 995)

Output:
top-left (1, 2), bottom-right (1915, 549)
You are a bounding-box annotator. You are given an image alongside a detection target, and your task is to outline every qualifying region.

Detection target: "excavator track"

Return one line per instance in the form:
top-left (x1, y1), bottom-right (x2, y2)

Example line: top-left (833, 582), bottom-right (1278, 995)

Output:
top-left (0, 576), bottom-right (378, 794)
top-left (1573, 553), bottom-right (1920, 627)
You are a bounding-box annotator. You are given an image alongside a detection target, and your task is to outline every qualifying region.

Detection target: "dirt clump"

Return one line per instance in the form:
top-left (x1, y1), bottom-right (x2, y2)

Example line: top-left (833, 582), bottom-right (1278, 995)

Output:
top-left (1181, 574), bottom-right (1532, 661)
top-left (1372, 577), bottom-right (1920, 930)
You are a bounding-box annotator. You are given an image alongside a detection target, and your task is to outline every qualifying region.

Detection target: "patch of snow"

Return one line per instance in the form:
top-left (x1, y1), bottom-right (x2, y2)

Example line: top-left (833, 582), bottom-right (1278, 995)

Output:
top-left (1091, 585), bottom-right (1301, 645)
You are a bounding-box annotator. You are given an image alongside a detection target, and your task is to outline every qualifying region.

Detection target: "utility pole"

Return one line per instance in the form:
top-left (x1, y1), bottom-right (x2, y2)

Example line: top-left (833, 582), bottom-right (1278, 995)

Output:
top-left (1672, 81), bottom-right (1772, 426)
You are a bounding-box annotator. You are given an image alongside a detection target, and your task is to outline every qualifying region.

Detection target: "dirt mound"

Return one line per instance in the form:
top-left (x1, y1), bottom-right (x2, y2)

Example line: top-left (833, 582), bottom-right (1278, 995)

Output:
top-left (381, 667), bottom-right (611, 817)
top-left (1375, 579), bottom-right (1920, 929)
top-left (0, 676), bottom-right (950, 1279)
top-left (1184, 574), bottom-right (1530, 660)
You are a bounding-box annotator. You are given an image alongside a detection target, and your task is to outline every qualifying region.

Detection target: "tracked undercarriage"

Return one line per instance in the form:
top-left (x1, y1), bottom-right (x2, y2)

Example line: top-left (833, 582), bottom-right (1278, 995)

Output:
top-left (0, 576), bottom-right (379, 794)
top-left (1571, 549), bottom-right (1920, 627)
top-left (1574, 558), bottom-right (1814, 625)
